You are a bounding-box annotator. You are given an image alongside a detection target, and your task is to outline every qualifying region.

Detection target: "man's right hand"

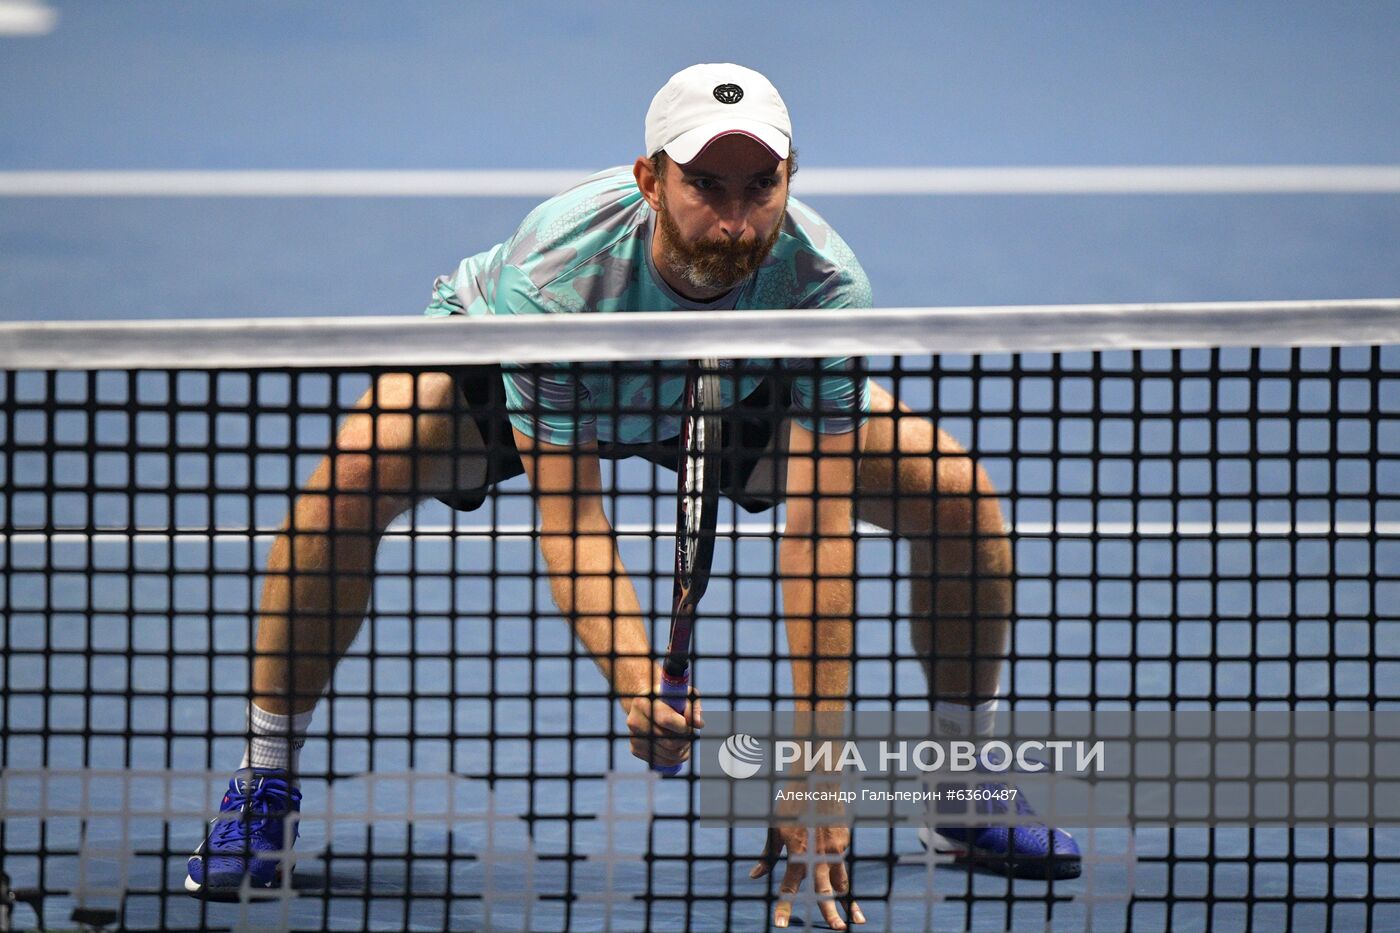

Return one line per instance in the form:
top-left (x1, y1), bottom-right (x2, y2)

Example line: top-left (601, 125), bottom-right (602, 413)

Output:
top-left (625, 683), bottom-right (704, 768)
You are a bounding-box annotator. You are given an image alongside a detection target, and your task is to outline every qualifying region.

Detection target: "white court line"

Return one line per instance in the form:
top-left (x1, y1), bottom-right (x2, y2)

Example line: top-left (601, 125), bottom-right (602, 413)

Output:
top-left (3, 165), bottom-right (1400, 197)
top-left (0, 0), bottom-right (56, 36)
top-left (3, 520), bottom-right (1395, 546)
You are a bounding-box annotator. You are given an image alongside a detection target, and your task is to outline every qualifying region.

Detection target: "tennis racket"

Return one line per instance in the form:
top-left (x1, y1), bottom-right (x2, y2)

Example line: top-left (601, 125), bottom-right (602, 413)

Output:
top-left (653, 358), bottom-right (723, 776)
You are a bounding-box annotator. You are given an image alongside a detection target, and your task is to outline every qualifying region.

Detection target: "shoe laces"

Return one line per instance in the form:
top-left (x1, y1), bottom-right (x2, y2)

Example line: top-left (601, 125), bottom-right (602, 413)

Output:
top-left (969, 754), bottom-right (1042, 819)
top-left (212, 776), bottom-right (293, 846)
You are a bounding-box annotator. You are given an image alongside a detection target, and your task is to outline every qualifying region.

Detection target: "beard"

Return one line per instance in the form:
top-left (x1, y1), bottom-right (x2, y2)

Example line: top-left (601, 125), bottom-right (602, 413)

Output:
top-left (656, 194), bottom-right (785, 293)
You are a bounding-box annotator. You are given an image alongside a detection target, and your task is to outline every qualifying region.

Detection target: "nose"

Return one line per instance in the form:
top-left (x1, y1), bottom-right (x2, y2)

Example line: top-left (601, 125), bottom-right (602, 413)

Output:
top-left (717, 196), bottom-right (754, 242)
top-left (722, 218), bottom-right (756, 243)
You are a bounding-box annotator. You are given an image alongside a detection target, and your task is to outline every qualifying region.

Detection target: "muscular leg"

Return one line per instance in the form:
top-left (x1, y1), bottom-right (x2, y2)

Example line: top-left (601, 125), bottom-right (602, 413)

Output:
top-left (187, 371), bottom-right (489, 894)
top-left (741, 380), bottom-right (1009, 701)
top-left (745, 382), bottom-right (1076, 876)
top-left (251, 371), bottom-right (488, 715)
top-left (855, 382), bottom-right (1010, 704)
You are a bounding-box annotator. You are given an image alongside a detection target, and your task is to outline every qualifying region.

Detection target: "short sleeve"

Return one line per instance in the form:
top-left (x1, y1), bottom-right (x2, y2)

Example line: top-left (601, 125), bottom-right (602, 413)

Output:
top-left (787, 356), bottom-right (869, 435)
top-left (492, 263), bottom-right (598, 444)
top-left (787, 260), bottom-right (873, 434)
top-left (504, 365), bottom-right (595, 445)
top-left (423, 243), bottom-right (506, 319)
top-left (425, 243), bottom-right (599, 445)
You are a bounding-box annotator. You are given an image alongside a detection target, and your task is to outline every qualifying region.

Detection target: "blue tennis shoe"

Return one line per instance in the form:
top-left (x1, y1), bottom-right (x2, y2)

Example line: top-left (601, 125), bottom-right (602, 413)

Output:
top-left (185, 768), bottom-right (301, 897)
top-left (919, 755), bottom-right (1081, 880)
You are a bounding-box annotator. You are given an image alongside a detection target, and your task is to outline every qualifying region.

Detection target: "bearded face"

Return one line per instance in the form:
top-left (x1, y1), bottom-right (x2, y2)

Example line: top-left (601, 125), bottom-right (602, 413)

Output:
top-left (655, 188), bottom-right (786, 293)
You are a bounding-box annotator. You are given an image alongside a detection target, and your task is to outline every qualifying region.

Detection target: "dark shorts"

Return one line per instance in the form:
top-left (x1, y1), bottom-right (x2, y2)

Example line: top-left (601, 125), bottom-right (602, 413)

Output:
top-left (438, 365), bottom-right (792, 515)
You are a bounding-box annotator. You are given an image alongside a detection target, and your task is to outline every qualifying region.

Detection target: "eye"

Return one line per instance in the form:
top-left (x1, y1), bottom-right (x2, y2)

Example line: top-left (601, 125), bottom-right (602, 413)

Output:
top-left (690, 178), bottom-right (719, 192)
top-left (752, 176), bottom-right (778, 190)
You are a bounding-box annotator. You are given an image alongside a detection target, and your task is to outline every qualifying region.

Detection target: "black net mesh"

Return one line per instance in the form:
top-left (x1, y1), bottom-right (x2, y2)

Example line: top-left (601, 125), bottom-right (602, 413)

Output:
top-left (2, 341), bottom-right (1399, 932)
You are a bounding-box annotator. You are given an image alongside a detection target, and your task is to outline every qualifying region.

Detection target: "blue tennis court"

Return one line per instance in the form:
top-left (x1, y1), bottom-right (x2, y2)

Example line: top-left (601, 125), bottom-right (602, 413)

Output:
top-left (4, 4), bottom-right (1400, 932)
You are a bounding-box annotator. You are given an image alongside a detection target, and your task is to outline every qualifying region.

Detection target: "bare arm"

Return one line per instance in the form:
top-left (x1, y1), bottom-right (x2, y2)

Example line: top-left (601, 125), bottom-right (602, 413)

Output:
top-left (781, 421), bottom-right (863, 713)
top-left (513, 427), bottom-right (654, 711)
top-left (514, 427), bottom-right (702, 767)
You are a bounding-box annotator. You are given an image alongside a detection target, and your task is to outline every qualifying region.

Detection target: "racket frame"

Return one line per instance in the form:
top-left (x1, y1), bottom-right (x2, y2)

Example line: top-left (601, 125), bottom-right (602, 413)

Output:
top-left (653, 358), bottom-right (723, 774)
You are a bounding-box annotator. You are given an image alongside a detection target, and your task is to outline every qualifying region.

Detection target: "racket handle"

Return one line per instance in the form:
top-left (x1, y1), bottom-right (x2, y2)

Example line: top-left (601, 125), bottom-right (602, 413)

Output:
top-left (651, 671), bottom-right (690, 776)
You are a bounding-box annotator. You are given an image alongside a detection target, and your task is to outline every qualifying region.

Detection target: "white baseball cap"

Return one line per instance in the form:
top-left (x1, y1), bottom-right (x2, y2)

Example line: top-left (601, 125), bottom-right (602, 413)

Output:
top-left (645, 63), bottom-right (792, 164)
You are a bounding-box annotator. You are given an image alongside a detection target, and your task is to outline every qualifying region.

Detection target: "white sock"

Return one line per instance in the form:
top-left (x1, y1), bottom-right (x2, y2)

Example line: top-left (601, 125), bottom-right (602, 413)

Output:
top-left (932, 697), bottom-right (999, 739)
top-left (924, 698), bottom-right (1002, 845)
top-left (240, 702), bottom-right (314, 774)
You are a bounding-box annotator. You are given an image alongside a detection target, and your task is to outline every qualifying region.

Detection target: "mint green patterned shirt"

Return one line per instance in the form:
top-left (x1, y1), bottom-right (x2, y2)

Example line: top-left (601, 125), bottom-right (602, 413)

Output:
top-left (424, 166), bottom-right (871, 445)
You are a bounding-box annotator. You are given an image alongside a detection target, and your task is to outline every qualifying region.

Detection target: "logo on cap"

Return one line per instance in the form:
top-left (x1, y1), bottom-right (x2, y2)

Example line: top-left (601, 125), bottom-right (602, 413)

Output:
top-left (712, 83), bottom-right (744, 105)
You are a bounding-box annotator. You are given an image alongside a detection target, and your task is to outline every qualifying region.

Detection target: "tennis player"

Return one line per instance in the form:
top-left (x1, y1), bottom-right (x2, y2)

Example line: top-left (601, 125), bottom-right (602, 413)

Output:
top-left (185, 63), bottom-right (1080, 924)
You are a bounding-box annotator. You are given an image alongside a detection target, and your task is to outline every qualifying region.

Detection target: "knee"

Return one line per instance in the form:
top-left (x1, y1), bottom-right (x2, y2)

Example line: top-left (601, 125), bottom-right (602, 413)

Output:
top-left (941, 459), bottom-right (1006, 537)
top-left (299, 371), bottom-right (459, 533)
top-left (899, 452), bottom-right (1006, 543)
top-left (298, 444), bottom-right (415, 536)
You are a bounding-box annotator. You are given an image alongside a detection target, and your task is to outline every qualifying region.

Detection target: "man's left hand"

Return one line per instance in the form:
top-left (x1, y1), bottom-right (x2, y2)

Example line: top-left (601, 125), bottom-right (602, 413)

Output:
top-left (750, 824), bottom-right (865, 929)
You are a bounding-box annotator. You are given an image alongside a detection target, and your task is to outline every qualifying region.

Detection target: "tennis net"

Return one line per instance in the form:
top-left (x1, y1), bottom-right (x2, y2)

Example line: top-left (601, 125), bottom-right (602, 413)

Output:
top-left (2, 300), bottom-right (1399, 933)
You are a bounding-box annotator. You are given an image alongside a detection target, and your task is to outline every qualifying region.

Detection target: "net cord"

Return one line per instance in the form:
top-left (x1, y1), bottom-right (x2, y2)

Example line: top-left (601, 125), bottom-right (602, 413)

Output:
top-left (2, 298), bottom-right (1398, 370)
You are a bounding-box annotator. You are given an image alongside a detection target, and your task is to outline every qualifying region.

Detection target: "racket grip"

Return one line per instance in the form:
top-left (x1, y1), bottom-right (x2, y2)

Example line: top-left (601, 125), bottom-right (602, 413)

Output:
top-left (651, 671), bottom-right (691, 776)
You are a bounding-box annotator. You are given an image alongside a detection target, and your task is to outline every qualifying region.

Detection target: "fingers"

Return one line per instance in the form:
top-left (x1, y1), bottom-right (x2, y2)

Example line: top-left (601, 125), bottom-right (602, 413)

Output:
top-left (629, 718), bottom-right (689, 766)
top-left (773, 857), bottom-right (806, 929)
top-left (749, 827), bottom-right (784, 879)
top-left (829, 860), bottom-right (849, 895)
top-left (649, 699), bottom-right (691, 735)
top-left (816, 862), bottom-right (865, 929)
top-left (772, 829), bottom-right (806, 929)
top-left (759, 828), bottom-right (865, 930)
top-left (690, 690), bottom-right (705, 729)
top-left (630, 736), bottom-right (689, 767)
top-left (825, 835), bottom-right (865, 925)
top-left (812, 862), bottom-right (842, 931)
top-left (626, 694), bottom-right (700, 766)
